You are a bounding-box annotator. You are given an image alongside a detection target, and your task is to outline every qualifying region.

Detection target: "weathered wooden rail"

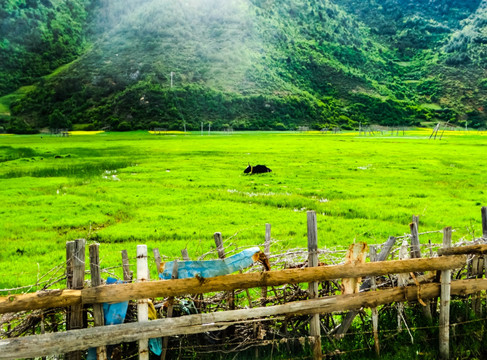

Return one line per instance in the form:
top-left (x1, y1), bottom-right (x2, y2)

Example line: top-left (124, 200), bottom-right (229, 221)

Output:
top-left (0, 255), bottom-right (466, 314)
top-left (1, 207), bottom-right (487, 360)
top-left (2, 278), bottom-right (487, 360)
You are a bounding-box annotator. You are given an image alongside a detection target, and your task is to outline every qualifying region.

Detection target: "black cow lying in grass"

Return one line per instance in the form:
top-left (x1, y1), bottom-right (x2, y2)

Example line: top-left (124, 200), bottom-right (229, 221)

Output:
top-left (244, 164), bottom-right (272, 174)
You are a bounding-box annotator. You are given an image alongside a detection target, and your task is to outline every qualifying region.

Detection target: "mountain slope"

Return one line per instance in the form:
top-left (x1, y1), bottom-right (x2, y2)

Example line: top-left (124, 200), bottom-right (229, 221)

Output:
top-left (3, 0), bottom-right (487, 132)
top-left (0, 0), bottom-right (91, 95)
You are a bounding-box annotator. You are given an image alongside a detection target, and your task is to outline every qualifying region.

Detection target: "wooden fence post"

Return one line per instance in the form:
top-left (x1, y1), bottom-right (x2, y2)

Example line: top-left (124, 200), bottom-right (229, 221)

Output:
top-left (67, 239), bottom-right (86, 360)
top-left (397, 240), bottom-right (409, 331)
top-left (307, 211), bottom-right (322, 360)
top-left (469, 255), bottom-right (483, 315)
top-left (161, 260), bottom-right (179, 360)
top-left (409, 216), bottom-right (433, 321)
top-left (335, 236), bottom-right (396, 337)
top-left (181, 248), bottom-right (190, 261)
top-left (265, 223), bottom-right (271, 255)
top-left (410, 219), bottom-right (421, 259)
top-left (369, 246), bottom-right (380, 357)
top-left (412, 215), bottom-right (419, 228)
top-left (261, 224), bottom-right (271, 306)
top-left (214, 232), bottom-right (225, 260)
top-left (121, 250), bottom-right (133, 282)
top-left (153, 248), bottom-right (162, 276)
top-left (122, 246), bottom-right (136, 360)
top-left (89, 243), bottom-right (108, 360)
top-left (439, 227), bottom-right (452, 359)
top-left (66, 241), bottom-right (75, 331)
top-left (482, 207), bottom-right (487, 239)
top-left (484, 253), bottom-right (487, 315)
top-left (136, 245), bottom-right (149, 360)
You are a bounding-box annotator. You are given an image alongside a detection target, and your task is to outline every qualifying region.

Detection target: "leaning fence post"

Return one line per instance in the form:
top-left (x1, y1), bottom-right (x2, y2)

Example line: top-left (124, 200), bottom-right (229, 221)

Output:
top-left (439, 227), bottom-right (452, 359)
top-left (136, 245), bottom-right (149, 360)
top-left (307, 211), bottom-right (322, 360)
top-left (89, 243), bottom-right (108, 360)
top-left (214, 232), bottom-right (234, 310)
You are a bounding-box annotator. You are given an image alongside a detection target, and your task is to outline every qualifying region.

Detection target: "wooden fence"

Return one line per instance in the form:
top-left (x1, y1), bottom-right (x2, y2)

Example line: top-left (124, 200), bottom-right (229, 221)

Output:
top-left (1, 207), bottom-right (487, 359)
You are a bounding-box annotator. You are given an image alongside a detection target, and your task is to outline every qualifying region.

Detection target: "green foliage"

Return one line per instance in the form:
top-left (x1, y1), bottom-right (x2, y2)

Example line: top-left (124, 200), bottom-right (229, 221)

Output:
top-left (116, 121), bottom-right (132, 131)
top-left (72, 123), bottom-right (95, 131)
top-left (416, 78), bottom-right (442, 101)
top-left (6, 116), bottom-right (38, 134)
top-left (443, 1), bottom-right (487, 66)
top-left (2, 0), bottom-right (487, 129)
top-left (0, 0), bottom-right (91, 96)
top-left (48, 109), bottom-right (71, 130)
top-left (316, 300), bottom-right (487, 359)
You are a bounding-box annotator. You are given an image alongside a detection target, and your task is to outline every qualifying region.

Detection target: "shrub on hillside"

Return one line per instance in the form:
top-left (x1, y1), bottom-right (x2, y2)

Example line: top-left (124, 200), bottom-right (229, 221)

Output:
top-left (117, 121), bottom-right (132, 131)
top-left (445, 53), bottom-right (470, 65)
top-left (274, 122), bottom-right (288, 130)
top-left (72, 123), bottom-right (96, 131)
top-left (7, 117), bottom-right (38, 134)
top-left (48, 109), bottom-right (71, 130)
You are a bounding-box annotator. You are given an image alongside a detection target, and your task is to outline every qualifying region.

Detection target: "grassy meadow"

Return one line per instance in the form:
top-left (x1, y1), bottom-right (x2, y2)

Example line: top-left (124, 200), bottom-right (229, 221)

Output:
top-left (1, 129), bottom-right (487, 292)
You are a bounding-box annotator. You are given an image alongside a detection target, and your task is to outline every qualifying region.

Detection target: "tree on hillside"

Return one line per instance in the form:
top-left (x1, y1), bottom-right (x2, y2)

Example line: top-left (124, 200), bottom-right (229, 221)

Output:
top-left (48, 109), bottom-right (71, 130)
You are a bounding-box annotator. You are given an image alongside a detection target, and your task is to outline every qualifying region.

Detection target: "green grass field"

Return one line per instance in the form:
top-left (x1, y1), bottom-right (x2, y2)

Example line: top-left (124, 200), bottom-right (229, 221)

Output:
top-left (1, 130), bottom-right (487, 291)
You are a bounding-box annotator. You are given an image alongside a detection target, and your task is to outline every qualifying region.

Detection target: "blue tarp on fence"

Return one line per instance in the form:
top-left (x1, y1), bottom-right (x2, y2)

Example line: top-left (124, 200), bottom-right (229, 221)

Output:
top-left (159, 247), bottom-right (261, 280)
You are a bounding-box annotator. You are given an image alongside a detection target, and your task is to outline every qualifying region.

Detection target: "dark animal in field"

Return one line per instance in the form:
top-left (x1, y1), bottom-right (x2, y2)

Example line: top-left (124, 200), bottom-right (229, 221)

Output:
top-left (244, 164), bottom-right (272, 174)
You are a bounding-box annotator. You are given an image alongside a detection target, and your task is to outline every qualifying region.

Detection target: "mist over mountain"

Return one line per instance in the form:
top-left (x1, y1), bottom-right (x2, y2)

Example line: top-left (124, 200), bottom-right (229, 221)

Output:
top-left (1, 0), bottom-right (486, 132)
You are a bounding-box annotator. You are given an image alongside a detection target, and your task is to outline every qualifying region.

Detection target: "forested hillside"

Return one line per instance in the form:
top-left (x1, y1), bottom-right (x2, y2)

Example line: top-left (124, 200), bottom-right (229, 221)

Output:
top-left (0, 0), bottom-right (91, 95)
top-left (1, 0), bottom-right (487, 132)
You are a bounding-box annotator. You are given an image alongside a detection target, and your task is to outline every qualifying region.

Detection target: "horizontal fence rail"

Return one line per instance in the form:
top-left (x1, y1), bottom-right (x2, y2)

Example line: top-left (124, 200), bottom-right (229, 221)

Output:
top-left (1, 278), bottom-right (486, 360)
top-left (437, 243), bottom-right (487, 256)
top-left (0, 255), bottom-right (467, 314)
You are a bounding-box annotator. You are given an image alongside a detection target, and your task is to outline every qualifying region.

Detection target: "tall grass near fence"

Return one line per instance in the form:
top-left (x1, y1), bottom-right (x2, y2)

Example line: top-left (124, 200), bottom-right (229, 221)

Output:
top-left (1, 130), bottom-right (487, 289)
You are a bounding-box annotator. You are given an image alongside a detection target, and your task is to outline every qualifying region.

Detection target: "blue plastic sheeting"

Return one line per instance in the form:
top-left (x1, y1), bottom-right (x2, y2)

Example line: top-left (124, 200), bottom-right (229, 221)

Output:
top-left (87, 347), bottom-right (97, 360)
top-left (87, 278), bottom-right (129, 360)
top-left (180, 299), bottom-right (198, 315)
top-left (87, 278), bottom-right (164, 359)
top-left (103, 277), bottom-right (129, 325)
top-left (149, 337), bottom-right (162, 355)
top-left (160, 247), bottom-right (261, 280)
